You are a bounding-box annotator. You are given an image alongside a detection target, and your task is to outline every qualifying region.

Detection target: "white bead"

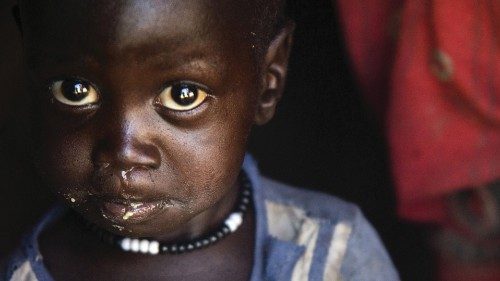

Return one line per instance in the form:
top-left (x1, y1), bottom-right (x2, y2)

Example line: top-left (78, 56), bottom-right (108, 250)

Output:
top-left (140, 240), bottom-right (150, 254)
top-left (225, 212), bottom-right (243, 232)
top-left (130, 239), bottom-right (140, 252)
top-left (148, 241), bottom-right (160, 255)
top-left (120, 238), bottom-right (131, 251)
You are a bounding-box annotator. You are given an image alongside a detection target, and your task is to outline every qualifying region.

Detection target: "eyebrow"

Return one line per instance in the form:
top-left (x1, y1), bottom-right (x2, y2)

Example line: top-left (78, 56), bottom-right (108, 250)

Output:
top-left (145, 48), bottom-right (221, 74)
top-left (27, 43), bottom-right (222, 77)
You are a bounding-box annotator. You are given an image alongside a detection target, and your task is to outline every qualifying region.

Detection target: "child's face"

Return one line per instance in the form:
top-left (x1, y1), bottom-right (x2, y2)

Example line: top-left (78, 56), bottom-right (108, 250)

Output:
top-left (21, 0), bottom-right (291, 239)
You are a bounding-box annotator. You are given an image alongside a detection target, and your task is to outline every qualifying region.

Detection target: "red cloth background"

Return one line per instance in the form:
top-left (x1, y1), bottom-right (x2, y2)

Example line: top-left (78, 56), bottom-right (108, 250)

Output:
top-left (338, 0), bottom-right (500, 224)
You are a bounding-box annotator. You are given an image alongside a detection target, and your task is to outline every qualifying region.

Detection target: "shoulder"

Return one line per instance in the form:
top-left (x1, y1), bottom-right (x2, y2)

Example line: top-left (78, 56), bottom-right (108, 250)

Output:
top-left (2, 235), bottom-right (43, 281)
top-left (259, 176), bottom-right (360, 222)
top-left (257, 176), bottom-right (399, 280)
top-left (2, 206), bottom-right (64, 281)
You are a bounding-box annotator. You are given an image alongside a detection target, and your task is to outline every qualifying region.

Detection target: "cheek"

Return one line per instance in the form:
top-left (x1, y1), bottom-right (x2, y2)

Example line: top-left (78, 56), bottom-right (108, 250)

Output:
top-left (36, 122), bottom-right (94, 201)
top-left (168, 95), bottom-right (255, 207)
top-left (169, 125), bottom-right (245, 202)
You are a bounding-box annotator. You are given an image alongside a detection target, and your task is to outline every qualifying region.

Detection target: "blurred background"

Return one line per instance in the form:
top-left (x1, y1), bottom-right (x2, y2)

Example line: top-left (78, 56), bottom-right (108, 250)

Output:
top-left (1, 0), bottom-right (499, 280)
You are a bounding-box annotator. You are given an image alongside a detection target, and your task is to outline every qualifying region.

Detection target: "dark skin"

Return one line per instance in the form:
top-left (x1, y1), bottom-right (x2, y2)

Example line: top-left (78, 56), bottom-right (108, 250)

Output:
top-left (17, 0), bottom-right (293, 280)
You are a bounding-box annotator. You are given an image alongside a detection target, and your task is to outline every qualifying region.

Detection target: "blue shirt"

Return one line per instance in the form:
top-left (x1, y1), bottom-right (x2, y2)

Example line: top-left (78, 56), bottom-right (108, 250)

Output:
top-left (3, 155), bottom-right (399, 280)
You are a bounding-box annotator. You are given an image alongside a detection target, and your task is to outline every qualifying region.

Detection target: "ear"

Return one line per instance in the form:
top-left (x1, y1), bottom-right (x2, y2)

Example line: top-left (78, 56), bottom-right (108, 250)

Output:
top-left (12, 4), bottom-right (23, 36)
top-left (254, 22), bottom-right (295, 125)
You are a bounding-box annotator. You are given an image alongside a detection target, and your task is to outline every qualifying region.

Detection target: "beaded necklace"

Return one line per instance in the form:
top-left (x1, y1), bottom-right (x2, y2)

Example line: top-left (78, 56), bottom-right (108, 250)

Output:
top-left (78, 171), bottom-right (252, 255)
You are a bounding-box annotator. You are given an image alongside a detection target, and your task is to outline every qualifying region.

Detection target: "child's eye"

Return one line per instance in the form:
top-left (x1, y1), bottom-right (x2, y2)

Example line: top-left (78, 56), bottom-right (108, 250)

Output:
top-left (155, 83), bottom-right (208, 111)
top-left (50, 79), bottom-right (99, 106)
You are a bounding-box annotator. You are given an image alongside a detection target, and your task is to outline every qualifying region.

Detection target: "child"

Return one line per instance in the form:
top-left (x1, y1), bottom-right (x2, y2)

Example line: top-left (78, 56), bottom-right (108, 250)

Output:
top-left (3, 0), bottom-right (398, 280)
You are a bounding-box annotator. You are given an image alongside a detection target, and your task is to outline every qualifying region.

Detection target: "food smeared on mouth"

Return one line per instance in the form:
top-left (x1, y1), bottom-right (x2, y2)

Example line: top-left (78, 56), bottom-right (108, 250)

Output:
top-left (98, 198), bottom-right (180, 224)
top-left (123, 211), bottom-right (134, 220)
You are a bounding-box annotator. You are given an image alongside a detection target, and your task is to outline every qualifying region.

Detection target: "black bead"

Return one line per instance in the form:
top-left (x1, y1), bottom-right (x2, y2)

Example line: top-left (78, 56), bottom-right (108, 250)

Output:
top-left (203, 239), bottom-right (210, 246)
top-left (161, 245), bottom-right (169, 253)
top-left (170, 245), bottom-right (178, 254)
top-left (222, 227), bottom-right (230, 234)
top-left (217, 231), bottom-right (224, 238)
top-left (178, 245), bottom-right (186, 253)
top-left (210, 236), bottom-right (217, 242)
top-left (187, 244), bottom-right (194, 251)
top-left (195, 241), bottom-right (202, 248)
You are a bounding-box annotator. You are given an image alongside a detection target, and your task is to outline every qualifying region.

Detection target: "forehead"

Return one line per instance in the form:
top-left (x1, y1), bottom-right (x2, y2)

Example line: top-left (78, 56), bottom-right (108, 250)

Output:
top-left (21, 0), bottom-right (256, 65)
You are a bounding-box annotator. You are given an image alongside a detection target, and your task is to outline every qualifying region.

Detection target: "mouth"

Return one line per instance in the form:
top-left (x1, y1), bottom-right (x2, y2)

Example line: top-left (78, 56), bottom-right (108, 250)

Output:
top-left (97, 198), bottom-right (173, 224)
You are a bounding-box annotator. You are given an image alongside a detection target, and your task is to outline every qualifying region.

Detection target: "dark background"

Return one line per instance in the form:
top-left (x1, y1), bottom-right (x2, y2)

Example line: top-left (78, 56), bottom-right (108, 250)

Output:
top-left (0, 0), bottom-right (434, 280)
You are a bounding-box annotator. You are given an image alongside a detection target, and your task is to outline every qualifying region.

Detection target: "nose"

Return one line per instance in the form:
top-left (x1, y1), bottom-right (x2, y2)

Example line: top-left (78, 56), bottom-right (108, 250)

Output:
top-left (93, 114), bottom-right (162, 171)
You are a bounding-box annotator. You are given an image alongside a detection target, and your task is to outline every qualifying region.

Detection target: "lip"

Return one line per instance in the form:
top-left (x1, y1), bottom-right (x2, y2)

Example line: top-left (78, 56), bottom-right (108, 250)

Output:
top-left (98, 199), bottom-right (169, 224)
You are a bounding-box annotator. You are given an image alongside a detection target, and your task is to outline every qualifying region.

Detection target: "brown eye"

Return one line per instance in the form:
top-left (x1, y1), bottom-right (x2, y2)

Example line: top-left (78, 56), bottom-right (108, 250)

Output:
top-left (156, 84), bottom-right (208, 111)
top-left (51, 79), bottom-right (99, 106)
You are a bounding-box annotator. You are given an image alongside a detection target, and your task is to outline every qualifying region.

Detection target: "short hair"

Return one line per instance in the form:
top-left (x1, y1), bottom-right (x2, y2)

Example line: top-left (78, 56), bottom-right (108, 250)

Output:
top-left (15, 0), bottom-right (292, 59)
top-left (251, 0), bottom-right (291, 56)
